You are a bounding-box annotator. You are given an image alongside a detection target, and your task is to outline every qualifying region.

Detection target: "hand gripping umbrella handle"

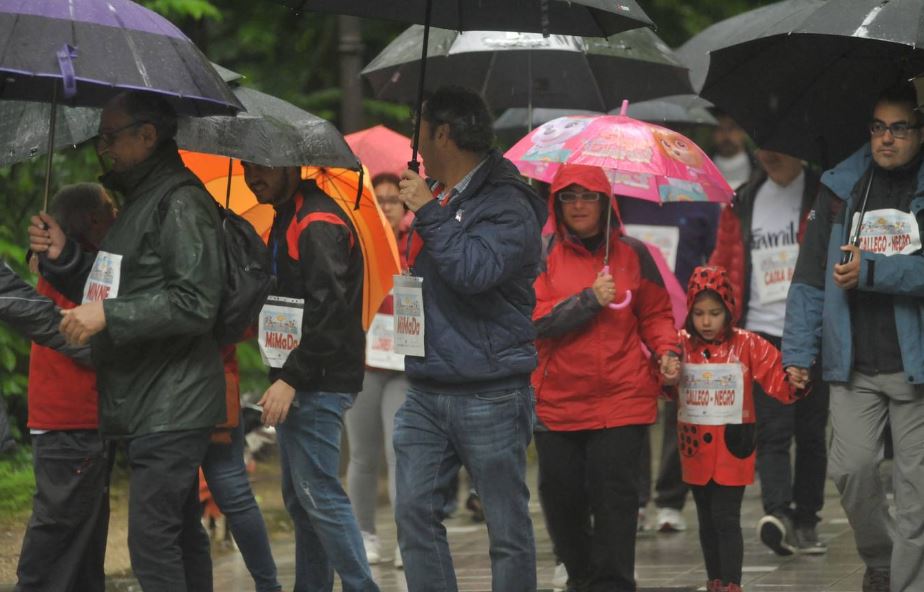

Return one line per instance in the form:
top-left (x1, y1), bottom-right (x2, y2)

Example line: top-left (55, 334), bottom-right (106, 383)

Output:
top-left (602, 265), bottom-right (632, 310)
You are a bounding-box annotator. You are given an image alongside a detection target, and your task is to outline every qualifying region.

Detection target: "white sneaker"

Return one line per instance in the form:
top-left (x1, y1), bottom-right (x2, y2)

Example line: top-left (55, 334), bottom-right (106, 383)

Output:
top-left (393, 545), bottom-right (403, 569)
top-left (637, 506), bottom-right (648, 533)
top-left (656, 507), bottom-right (687, 532)
top-left (362, 531), bottom-right (382, 564)
top-left (552, 562), bottom-right (569, 589)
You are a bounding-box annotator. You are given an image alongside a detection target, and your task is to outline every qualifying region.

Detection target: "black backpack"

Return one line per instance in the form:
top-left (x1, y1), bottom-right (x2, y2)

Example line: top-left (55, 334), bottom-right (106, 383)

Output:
top-left (160, 178), bottom-right (275, 345)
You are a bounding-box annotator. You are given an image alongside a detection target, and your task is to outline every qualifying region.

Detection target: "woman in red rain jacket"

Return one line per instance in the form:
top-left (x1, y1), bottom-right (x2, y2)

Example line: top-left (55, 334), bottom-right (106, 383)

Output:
top-left (531, 164), bottom-right (680, 592)
top-left (673, 266), bottom-right (805, 592)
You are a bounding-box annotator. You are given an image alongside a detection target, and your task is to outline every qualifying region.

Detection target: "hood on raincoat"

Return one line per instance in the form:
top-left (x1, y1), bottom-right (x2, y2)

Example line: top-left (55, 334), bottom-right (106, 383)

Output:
top-left (685, 265), bottom-right (738, 340)
top-left (547, 164), bottom-right (620, 238)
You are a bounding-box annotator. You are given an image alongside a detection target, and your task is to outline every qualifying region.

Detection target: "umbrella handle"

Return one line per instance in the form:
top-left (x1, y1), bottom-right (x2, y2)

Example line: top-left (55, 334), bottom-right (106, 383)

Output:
top-left (602, 264), bottom-right (632, 310)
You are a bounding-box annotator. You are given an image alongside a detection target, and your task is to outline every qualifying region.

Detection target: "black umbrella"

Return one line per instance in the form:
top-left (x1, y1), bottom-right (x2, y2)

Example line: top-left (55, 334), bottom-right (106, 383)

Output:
top-left (272, 0), bottom-right (655, 171)
top-left (695, 0), bottom-right (924, 165)
top-left (0, 0), bottom-right (243, 207)
top-left (362, 26), bottom-right (691, 115)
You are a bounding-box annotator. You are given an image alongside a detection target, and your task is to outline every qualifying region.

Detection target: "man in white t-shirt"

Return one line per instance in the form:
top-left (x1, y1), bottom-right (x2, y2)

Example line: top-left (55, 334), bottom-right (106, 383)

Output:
top-left (709, 149), bottom-right (829, 557)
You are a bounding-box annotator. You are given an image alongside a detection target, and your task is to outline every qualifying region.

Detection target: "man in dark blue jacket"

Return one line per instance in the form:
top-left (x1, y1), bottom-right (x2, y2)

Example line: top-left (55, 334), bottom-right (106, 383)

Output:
top-left (395, 86), bottom-right (545, 591)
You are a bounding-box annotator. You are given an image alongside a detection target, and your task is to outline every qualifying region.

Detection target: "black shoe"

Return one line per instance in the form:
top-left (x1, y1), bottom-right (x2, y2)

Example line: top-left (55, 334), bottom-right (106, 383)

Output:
top-left (465, 492), bottom-right (485, 523)
top-left (862, 568), bottom-right (890, 592)
top-left (794, 524), bottom-right (827, 555)
top-left (757, 513), bottom-right (796, 556)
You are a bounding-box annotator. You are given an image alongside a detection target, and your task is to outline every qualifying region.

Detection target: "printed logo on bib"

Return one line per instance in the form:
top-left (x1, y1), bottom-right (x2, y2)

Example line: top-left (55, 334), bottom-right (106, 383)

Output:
top-left (623, 224), bottom-right (680, 272)
top-left (258, 296), bottom-right (304, 368)
top-left (393, 275), bottom-right (425, 357)
top-left (850, 208), bottom-right (922, 256)
top-left (752, 244), bottom-right (799, 305)
top-left (678, 363), bottom-right (745, 425)
top-left (82, 251), bottom-right (122, 303)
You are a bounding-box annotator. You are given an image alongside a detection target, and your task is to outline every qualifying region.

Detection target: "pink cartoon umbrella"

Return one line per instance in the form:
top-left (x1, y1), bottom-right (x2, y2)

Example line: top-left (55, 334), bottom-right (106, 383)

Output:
top-left (505, 101), bottom-right (734, 205)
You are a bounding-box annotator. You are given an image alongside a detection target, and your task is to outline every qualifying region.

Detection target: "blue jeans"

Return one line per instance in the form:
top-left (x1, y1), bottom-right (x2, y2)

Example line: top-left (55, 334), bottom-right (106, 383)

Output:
top-left (202, 414), bottom-right (281, 592)
top-left (394, 387), bottom-right (536, 592)
top-left (276, 391), bottom-right (379, 592)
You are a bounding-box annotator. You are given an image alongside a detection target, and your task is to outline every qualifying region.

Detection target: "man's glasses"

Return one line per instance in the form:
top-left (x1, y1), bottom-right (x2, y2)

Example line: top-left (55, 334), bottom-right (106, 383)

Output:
top-left (558, 191), bottom-right (602, 204)
top-left (96, 120), bottom-right (145, 146)
top-left (869, 120), bottom-right (923, 139)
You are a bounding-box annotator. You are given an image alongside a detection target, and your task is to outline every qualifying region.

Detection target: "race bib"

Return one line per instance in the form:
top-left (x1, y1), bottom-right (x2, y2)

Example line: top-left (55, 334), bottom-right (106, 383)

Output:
top-left (393, 275), bottom-right (425, 357)
top-left (623, 224), bottom-right (680, 272)
top-left (751, 244), bottom-right (799, 305)
top-left (850, 208), bottom-right (922, 256)
top-left (366, 313), bottom-right (405, 371)
top-left (258, 296), bottom-right (304, 368)
top-left (82, 251), bottom-right (122, 303)
top-left (678, 362), bottom-right (745, 425)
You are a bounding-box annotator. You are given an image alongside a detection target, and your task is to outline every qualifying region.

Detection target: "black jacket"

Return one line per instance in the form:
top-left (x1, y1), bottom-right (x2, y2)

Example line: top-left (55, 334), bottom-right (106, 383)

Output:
top-left (268, 180), bottom-right (365, 394)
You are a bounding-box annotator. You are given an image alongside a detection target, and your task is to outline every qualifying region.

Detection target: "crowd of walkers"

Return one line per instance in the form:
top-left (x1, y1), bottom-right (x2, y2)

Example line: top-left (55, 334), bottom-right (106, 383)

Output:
top-left (2, 79), bottom-right (922, 592)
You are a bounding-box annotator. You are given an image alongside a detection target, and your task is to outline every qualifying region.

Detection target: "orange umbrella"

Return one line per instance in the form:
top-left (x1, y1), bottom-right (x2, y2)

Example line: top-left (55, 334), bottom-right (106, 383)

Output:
top-left (179, 150), bottom-right (400, 330)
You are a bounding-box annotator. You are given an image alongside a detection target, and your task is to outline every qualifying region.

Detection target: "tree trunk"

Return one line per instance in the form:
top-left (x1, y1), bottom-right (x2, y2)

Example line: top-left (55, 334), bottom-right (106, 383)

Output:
top-left (338, 16), bottom-right (365, 134)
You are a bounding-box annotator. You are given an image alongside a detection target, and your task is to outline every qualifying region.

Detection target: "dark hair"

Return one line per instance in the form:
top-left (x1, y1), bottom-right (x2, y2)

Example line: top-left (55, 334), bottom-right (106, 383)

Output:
top-left (115, 91), bottom-right (178, 143)
top-left (875, 81), bottom-right (922, 125)
top-left (50, 183), bottom-right (114, 243)
top-left (684, 289), bottom-right (731, 340)
top-left (420, 86), bottom-right (495, 154)
top-left (372, 172), bottom-right (401, 188)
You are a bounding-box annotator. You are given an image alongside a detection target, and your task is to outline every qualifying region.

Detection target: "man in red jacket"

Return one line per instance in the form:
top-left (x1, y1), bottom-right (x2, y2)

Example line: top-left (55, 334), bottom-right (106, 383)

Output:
top-left (16, 183), bottom-right (116, 592)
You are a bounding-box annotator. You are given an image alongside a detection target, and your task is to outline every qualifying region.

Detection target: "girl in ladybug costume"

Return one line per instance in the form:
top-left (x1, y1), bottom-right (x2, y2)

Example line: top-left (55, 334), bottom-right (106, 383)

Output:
top-left (669, 266), bottom-right (808, 592)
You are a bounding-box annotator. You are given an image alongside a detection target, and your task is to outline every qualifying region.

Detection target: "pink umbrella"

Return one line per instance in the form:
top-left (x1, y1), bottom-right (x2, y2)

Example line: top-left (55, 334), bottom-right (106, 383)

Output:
top-left (505, 102), bottom-right (733, 204)
top-left (345, 125), bottom-right (426, 178)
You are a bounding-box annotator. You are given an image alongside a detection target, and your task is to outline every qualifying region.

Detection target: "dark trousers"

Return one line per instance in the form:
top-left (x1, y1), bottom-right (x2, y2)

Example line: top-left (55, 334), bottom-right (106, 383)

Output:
top-left (639, 400), bottom-right (688, 509)
top-left (536, 425), bottom-right (646, 592)
top-left (753, 332), bottom-right (830, 527)
top-left (16, 430), bottom-right (113, 592)
top-left (125, 429), bottom-right (213, 592)
top-left (691, 481), bottom-right (745, 585)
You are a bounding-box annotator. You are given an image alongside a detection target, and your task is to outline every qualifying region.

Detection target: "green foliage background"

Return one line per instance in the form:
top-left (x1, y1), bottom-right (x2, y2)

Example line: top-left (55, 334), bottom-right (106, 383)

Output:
top-left (0, 0), bottom-right (773, 440)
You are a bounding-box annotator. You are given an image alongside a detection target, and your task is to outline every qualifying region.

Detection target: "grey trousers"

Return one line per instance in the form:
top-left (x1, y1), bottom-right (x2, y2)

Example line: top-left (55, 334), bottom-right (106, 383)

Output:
top-left (344, 368), bottom-right (408, 533)
top-left (829, 371), bottom-right (924, 592)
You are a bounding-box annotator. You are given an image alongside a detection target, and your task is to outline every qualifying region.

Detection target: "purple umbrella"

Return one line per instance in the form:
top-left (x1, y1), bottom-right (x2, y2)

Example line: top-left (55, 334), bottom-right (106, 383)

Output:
top-left (0, 0), bottom-right (242, 206)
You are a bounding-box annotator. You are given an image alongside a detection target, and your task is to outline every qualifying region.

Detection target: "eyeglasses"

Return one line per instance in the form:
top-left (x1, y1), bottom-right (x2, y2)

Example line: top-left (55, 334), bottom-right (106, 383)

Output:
top-left (869, 120), bottom-right (923, 139)
top-left (96, 120), bottom-right (145, 146)
top-left (558, 191), bottom-right (602, 203)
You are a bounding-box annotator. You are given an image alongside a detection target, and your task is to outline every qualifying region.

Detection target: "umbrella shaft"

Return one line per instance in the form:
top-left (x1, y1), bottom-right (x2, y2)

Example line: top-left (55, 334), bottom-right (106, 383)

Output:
top-left (42, 84), bottom-right (60, 212)
top-left (842, 169), bottom-right (875, 265)
top-left (409, 0), bottom-right (434, 173)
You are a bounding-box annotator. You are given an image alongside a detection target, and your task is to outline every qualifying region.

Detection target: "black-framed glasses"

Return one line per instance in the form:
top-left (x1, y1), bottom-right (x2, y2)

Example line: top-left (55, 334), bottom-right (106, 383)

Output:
top-left (869, 120), bottom-right (923, 139)
top-left (96, 120), bottom-right (145, 146)
top-left (558, 191), bottom-right (602, 204)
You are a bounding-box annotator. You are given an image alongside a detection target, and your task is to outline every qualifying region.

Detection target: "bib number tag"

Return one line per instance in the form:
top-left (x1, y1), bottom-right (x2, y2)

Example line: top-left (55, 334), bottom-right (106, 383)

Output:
top-left (258, 296), bottom-right (304, 368)
top-left (366, 312), bottom-right (405, 371)
top-left (82, 251), bottom-right (122, 303)
top-left (850, 208), bottom-right (922, 256)
top-left (392, 275), bottom-right (425, 357)
top-left (751, 244), bottom-right (799, 305)
top-left (678, 362), bottom-right (745, 425)
top-left (623, 224), bottom-right (680, 272)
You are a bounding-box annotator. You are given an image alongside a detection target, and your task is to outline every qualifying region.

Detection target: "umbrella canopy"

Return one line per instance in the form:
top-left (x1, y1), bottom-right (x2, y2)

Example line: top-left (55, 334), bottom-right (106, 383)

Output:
top-left (695, 0), bottom-right (924, 164)
top-left (362, 26), bottom-right (692, 112)
top-left (0, 0), bottom-right (241, 116)
top-left (274, 0), bottom-right (654, 37)
top-left (177, 86), bottom-right (358, 169)
top-left (625, 95), bottom-right (717, 126)
top-left (180, 151), bottom-right (400, 330)
top-left (345, 125), bottom-right (425, 177)
top-left (505, 111), bottom-right (733, 204)
top-left (494, 108), bottom-right (602, 132)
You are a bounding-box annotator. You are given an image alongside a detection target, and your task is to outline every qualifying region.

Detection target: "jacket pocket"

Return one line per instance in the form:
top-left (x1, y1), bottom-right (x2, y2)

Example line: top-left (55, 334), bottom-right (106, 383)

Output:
top-left (724, 423), bottom-right (756, 459)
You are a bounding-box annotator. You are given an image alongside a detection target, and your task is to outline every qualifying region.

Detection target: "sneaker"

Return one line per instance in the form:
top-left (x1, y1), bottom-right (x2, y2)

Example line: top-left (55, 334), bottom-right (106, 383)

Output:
top-left (793, 524), bottom-right (827, 555)
top-left (465, 492), bottom-right (485, 523)
top-left (862, 568), bottom-right (890, 592)
top-left (637, 506), bottom-right (648, 533)
top-left (757, 513), bottom-right (796, 556)
top-left (552, 562), bottom-right (569, 589)
top-left (393, 545), bottom-right (403, 569)
top-left (656, 507), bottom-right (687, 532)
top-left (361, 531), bottom-right (382, 564)
top-left (705, 579), bottom-right (722, 592)
top-left (722, 584), bottom-right (743, 592)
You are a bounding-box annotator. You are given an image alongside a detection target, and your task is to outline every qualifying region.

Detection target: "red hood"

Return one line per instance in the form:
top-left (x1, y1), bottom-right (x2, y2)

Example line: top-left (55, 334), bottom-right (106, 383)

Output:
top-left (686, 265), bottom-right (739, 325)
top-left (546, 164), bottom-right (621, 237)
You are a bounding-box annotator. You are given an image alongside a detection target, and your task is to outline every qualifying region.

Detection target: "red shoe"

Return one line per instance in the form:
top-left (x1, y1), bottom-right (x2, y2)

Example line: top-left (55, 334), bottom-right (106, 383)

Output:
top-left (706, 580), bottom-right (723, 592)
top-left (721, 583), bottom-right (743, 592)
